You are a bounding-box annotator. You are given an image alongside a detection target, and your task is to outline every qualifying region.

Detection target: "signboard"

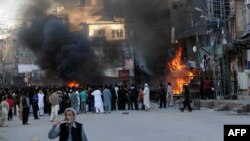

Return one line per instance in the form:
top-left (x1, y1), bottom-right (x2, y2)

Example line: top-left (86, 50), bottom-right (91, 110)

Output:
top-left (188, 61), bottom-right (196, 68)
top-left (18, 64), bottom-right (40, 73)
top-left (118, 69), bottom-right (129, 80)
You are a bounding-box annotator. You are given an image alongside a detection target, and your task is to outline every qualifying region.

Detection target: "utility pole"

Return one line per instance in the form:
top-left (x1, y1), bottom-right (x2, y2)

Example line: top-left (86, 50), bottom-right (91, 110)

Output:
top-left (219, 0), bottom-right (231, 96)
top-left (208, 0), bottom-right (221, 99)
top-left (196, 0), bottom-right (229, 99)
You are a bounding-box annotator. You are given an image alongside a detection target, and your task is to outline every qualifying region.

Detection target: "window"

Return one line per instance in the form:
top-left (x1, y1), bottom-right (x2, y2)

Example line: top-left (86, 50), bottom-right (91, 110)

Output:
top-left (111, 29), bottom-right (124, 38)
top-left (94, 29), bottom-right (105, 36)
top-left (116, 30), bottom-right (119, 37)
top-left (120, 29), bottom-right (123, 37)
top-left (112, 30), bottom-right (116, 38)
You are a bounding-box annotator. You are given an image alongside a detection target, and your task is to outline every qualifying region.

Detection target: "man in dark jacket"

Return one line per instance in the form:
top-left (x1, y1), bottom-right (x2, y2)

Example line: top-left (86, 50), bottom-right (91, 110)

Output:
top-left (159, 84), bottom-right (166, 108)
top-left (180, 85), bottom-right (192, 112)
top-left (129, 84), bottom-right (138, 110)
top-left (108, 85), bottom-right (117, 111)
top-left (22, 92), bottom-right (30, 125)
top-left (48, 108), bottom-right (88, 141)
top-left (32, 93), bottom-right (39, 120)
top-left (117, 85), bottom-right (127, 110)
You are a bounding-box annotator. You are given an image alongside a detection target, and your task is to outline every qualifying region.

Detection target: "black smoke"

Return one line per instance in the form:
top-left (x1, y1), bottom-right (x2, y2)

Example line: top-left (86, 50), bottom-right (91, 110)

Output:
top-left (103, 0), bottom-right (172, 81)
top-left (19, 0), bottom-right (102, 84)
top-left (127, 0), bottom-right (172, 78)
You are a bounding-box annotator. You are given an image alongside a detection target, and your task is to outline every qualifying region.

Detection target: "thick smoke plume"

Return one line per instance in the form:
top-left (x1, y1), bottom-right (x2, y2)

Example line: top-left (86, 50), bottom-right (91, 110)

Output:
top-left (104, 0), bottom-right (172, 81)
top-left (128, 0), bottom-right (172, 81)
top-left (19, 0), bottom-right (102, 84)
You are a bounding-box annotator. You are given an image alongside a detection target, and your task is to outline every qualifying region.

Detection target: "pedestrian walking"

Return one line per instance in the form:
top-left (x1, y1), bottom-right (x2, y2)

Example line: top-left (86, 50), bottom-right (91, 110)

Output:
top-left (180, 85), bottom-right (192, 112)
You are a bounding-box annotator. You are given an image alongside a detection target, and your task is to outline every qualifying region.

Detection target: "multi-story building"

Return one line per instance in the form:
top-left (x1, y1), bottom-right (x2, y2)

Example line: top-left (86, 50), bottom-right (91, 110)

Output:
top-left (57, 0), bottom-right (131, 82)
top-left (57, 0), bottom-right (103, 31)
top-left (228, 0), bottom-right (250, 95)
top-left (81, 20), bottom-right (131, 81)
top-left (0, 25), bottom-right (40, 86)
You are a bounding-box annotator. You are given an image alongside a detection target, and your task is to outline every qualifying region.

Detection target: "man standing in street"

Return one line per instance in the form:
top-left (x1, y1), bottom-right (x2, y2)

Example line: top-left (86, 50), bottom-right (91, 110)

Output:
top-left (70, 90), bottom-right (79, 113)
top-left (38, 89), bottom-right (45, 116)
top-left (91, 87), bottom-right (104, 113)
top-left (117, 85), bottom-right (127, 110)
top-left (79, 88), bottom-right (87, 113)
top-left (49, 91), bottom-right (61, 122)
top-left (22, 92), bottom-right (30, 125)
top-left (103, 85), bottom-right (112, 113)
top-left (48, 108), bottom-right (88, 141)
top-left (109, 85), bottom-right (117, 111)
top-left (143, 83), bottom-right (150, 111)
top-left (167, 82), bottom-right (174, 107)
top-left (129, 84), bottom-right (138, 110)
top-left (159, 84), bottom-right (166, 108)
top-left (32, 93), bottom-right (39, 120)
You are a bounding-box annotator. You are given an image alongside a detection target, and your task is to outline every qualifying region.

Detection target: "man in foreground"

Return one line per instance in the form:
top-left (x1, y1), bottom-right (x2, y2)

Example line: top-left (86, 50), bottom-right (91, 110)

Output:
top-left (48, 108), bottom-right (88, 141)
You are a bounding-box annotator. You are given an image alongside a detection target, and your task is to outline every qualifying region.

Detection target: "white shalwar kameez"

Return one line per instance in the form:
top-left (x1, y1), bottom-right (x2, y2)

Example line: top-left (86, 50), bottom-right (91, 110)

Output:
top-left (143, 85), bottom-right (150, 110)
top-left (38, 92), bottom-right (45, 116)
top-left (167, 85), bottom-right (174, 107)
top-left (91, 90), bottom-right (104, 113)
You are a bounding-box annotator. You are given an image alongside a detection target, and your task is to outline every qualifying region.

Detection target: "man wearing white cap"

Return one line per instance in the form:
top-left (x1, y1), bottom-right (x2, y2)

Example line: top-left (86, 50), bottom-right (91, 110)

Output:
top-left (143, 83), bottom-right (150, 111)
top-left (48, 108), bottom-right (88, 141)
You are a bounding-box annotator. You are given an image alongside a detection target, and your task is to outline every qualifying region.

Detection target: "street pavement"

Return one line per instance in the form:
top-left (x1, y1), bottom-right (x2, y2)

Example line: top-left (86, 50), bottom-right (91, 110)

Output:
top-left (0, 104), bottom-right (250, 141)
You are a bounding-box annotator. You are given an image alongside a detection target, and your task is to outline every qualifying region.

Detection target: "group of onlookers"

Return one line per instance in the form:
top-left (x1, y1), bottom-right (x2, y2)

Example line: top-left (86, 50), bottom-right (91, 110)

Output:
top-left (0, 83), bottom-right (153, 126)
top-left (0, 82), bottom-right (195, 127)
top-left (158, 82), bottom-right (174, 109)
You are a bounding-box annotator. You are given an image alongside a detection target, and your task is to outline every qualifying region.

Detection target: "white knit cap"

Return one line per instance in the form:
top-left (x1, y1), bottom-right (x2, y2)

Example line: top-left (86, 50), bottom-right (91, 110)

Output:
top-left (64, 108), bottom-right (77, 117)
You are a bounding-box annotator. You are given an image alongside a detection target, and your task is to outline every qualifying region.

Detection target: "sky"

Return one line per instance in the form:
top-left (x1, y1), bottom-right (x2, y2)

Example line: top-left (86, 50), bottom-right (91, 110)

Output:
top-left (0, 0), bottom-right (44, 26)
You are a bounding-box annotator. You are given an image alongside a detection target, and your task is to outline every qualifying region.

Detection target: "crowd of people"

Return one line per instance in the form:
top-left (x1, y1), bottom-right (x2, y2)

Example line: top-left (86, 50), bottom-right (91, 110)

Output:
top-left (0, 82), bottom-right (194, 127)
top-left (0, 83), bottom-right (153, 126)
top-left (0, 82), bottom-right (193, 141)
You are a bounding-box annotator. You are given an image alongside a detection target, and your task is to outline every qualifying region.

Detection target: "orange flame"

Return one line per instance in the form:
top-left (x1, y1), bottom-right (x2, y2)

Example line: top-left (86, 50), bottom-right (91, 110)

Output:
top-left (67, 81), bottom-right (80, 88)
top-left (168, 48), bottom-right (185, 72)
top-left (167, 48), bottom-right (193, 94)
